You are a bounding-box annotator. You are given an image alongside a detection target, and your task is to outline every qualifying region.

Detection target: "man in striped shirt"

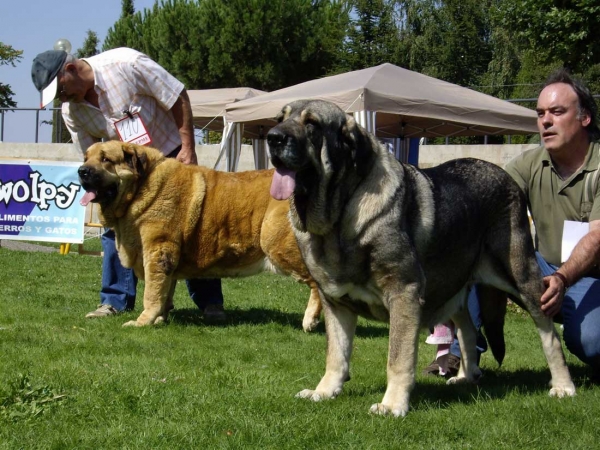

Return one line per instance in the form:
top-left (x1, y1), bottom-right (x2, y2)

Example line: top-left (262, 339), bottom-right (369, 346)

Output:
top-left (32, 47), bottom-right (226, 321)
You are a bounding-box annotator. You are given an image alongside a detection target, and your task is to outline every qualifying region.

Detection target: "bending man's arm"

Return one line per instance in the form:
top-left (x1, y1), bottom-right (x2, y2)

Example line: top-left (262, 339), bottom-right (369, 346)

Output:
top-left (170, 88), bottom-right (197, 165)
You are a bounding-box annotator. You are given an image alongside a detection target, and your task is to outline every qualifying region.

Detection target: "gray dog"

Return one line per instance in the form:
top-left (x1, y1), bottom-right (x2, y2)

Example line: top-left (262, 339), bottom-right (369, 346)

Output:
top-left (267, 99), bottom-right (575, 417)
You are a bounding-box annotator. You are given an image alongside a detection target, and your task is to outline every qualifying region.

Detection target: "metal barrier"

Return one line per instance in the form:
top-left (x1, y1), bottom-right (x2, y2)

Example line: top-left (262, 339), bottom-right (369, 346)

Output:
top-left (0, 106), bottom-right (64, 143)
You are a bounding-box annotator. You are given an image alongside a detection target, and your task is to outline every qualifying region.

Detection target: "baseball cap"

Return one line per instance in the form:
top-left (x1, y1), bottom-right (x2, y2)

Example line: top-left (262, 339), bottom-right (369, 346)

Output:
top-left (31, 50), bottom-right (68, 108)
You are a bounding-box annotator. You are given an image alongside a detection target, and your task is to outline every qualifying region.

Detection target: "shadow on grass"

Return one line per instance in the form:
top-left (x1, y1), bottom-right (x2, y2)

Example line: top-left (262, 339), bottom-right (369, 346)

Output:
top-left (169, 306), bottom-right (389, 337)
top-left (349, 364), bottom-right (593, 411)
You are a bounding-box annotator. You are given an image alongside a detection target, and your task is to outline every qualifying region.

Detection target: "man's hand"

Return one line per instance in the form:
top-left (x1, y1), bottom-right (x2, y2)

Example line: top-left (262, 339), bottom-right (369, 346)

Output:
top-left (540, 274), bottom-right (565, 317)
top-left (176, 146), bottom-right (198, 165)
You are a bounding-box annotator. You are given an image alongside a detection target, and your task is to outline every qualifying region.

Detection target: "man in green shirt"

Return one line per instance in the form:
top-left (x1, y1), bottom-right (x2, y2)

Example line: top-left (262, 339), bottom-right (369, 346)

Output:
top-left (505, 69), bottom-right (600, 379)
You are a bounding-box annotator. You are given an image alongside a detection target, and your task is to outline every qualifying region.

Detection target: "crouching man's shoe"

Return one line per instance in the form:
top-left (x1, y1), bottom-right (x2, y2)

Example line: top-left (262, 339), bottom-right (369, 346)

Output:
top-left (85, 304), bottom-right (119, 318)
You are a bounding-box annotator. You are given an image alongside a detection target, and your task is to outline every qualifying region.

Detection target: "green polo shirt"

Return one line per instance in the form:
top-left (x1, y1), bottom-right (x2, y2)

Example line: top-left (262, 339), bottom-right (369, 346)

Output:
top-left (505, 141), bottom-right (600, 266)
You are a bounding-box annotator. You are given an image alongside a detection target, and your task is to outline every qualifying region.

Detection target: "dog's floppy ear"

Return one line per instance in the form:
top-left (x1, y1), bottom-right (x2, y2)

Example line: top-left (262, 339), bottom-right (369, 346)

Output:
top-left (276, 104), bottom-right (293, 123)
top-left (121, 144), bottom-right (148, 179)
top-left (342, 114), bottom-right (373, 177)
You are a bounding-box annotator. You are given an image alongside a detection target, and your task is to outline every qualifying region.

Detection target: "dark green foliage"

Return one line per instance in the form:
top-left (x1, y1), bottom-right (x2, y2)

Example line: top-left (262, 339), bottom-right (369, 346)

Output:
top-left (499, 0), bottom-right (600, 73)
top-left (121, 0), bottom-right (135, 17)
top-left (103, 0), bottom-right (349, 91)
top-left (198, 0), bottom-right (349, 90)
top-left (337, 0), bottom-right (399, 72)
top-left (76, 30), bottom-right (100, 58)
top-left (0, 42), bottom-right (23, 108)
top-left (397, 0), bottom-right (491, 87)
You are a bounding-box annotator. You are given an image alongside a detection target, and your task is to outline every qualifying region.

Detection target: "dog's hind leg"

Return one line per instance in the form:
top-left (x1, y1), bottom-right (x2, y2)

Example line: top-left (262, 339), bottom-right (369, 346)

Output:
top-left (532, 312), bottom-right (576, 397)
top-left (447, 287), bottom-right (482, 385)
top-left (296, 294), bottom-right (357, 402)
top-left (510, 265), bottom-right (575, 397)
top-left (481, 220), bottom-right (575, 397)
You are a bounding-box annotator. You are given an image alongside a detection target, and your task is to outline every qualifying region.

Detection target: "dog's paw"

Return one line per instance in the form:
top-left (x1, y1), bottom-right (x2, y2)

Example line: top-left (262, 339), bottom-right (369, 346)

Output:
top-left (447, 368), bottom-right (482, 385)
top-left (295, 388), bottom-right (340, 401)
top-left (122, 320), bottom-right (142, 327)
top-left (446, 375), bottom-right (474, 385)
top-left (549, 385), bottom-right (576, 398)
top-left (302, 316), bottom-right (320, 333)
top-left (369, 402), bottom-right (408, 418)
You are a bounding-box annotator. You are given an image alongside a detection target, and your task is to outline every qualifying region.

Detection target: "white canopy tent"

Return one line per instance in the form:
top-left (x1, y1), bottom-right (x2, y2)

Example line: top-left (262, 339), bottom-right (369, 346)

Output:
top-left (225, 63), bottom-right (537, 163)
top-left (188, 87), bottom-right (266, 171)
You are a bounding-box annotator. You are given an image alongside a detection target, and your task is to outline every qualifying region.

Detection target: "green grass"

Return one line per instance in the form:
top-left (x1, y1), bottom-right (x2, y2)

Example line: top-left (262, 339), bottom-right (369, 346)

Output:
top-left (0, 247), bottom-right (598, 449)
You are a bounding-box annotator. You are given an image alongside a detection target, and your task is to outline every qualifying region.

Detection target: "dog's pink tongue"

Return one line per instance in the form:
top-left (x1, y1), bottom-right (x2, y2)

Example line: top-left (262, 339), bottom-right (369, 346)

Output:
top-left (80, 191), bottom-right (96, 206)
top-left (270, 167), bottom-right (296, 200)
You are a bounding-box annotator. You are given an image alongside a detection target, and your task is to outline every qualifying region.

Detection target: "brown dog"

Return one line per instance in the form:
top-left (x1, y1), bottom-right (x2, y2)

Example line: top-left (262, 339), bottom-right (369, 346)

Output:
top-left (78, 141), bottom-right (321, 330)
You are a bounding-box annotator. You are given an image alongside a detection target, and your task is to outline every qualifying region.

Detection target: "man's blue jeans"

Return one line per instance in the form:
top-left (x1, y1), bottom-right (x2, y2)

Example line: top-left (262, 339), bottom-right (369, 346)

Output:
top-left (535, 253), bottom-right (600, 367)
top-left (100, 228), bottom-right (223, 311)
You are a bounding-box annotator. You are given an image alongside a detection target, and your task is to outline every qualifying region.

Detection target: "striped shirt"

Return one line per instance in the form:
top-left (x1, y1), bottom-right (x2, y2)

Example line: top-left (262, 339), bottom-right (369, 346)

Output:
top-left (62, 47), bottom-right (184, 155)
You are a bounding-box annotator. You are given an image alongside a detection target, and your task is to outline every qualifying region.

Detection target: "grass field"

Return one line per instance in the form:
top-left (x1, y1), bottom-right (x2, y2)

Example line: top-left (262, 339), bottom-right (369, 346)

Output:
top-left (0, 246), bottom-right (598, 449)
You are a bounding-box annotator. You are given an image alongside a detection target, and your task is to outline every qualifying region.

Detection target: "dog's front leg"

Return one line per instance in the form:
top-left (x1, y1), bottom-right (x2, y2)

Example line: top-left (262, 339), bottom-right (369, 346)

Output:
top-left (123, 244), bottom-right (178, 327)
top-left (296, 296), bottom-right (357, 401)
top-left (370, 284), bottom-right (422, 417)
top-left (302, 282), bottom-right (323, 332)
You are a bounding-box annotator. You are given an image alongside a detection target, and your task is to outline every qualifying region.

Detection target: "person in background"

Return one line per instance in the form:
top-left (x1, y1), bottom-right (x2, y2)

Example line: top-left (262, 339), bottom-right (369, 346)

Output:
top-left (31, 47), bottom-right (226, 322)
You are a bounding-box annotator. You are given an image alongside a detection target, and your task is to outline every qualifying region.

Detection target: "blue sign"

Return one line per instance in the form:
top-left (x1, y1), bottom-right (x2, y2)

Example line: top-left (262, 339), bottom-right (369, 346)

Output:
top-left (0, 160), bottom-right (86, 243)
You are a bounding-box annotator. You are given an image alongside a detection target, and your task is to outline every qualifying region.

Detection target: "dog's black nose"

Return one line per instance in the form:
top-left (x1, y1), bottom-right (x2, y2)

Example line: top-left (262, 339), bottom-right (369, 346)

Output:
top-left (78, 166), bottom-right (90, 178)
top-left (267, 127), bottom-right (287, 149)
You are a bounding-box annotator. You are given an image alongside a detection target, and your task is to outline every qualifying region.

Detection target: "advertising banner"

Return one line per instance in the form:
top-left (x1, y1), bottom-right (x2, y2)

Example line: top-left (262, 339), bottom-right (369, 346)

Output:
top-left (0, 159), bottom-right (86, 243)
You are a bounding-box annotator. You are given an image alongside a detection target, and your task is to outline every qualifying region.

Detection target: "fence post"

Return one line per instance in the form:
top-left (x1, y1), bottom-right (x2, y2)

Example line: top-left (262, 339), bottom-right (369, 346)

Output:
top-left (35, 109), bottom-right (40, 143)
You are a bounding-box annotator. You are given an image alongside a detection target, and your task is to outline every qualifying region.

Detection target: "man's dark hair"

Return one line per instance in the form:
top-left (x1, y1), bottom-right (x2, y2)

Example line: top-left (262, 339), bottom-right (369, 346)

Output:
top-left (543, 68), bottom-right (600, 140)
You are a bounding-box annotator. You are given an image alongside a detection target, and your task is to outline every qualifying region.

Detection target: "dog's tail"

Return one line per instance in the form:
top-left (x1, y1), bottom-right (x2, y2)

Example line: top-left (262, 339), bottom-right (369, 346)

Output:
top-left (478, 285), bottom-right (507, 366)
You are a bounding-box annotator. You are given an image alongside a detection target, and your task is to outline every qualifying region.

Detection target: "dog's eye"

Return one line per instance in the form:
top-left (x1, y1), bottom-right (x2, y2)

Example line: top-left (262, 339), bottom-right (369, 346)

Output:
top-left (102, 157), bottom-right (111, 164)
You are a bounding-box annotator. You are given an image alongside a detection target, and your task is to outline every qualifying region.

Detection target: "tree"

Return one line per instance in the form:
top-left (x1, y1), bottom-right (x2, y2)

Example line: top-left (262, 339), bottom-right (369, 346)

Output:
top-left (104, 0), bottom-right (144, 51)
top-left (76, 30), bottom-right (100, 58)
top-left (0, 42), bottom-right (23, 108)
top-left (121, 0), bottom-right (135, 16)
top-left (104, 0), bottom-right (349, 91)
top-left (397, 0), bottom-right (491, 87)
top-left (195, 0), bottom-right (350, 90)
top-left (501, 0), bottom-right (600, 73)
top-left (338, 0), bottom-right (400, 72)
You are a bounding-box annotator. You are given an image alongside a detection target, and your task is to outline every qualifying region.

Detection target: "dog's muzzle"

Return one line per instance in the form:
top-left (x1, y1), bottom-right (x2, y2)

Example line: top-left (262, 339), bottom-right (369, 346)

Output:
top-left (78, 165), bottom-right (93, 183)
top-left (267, 124), bottom-right (308, 171)
top-left (267, 127), bottom-right (293, 163)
